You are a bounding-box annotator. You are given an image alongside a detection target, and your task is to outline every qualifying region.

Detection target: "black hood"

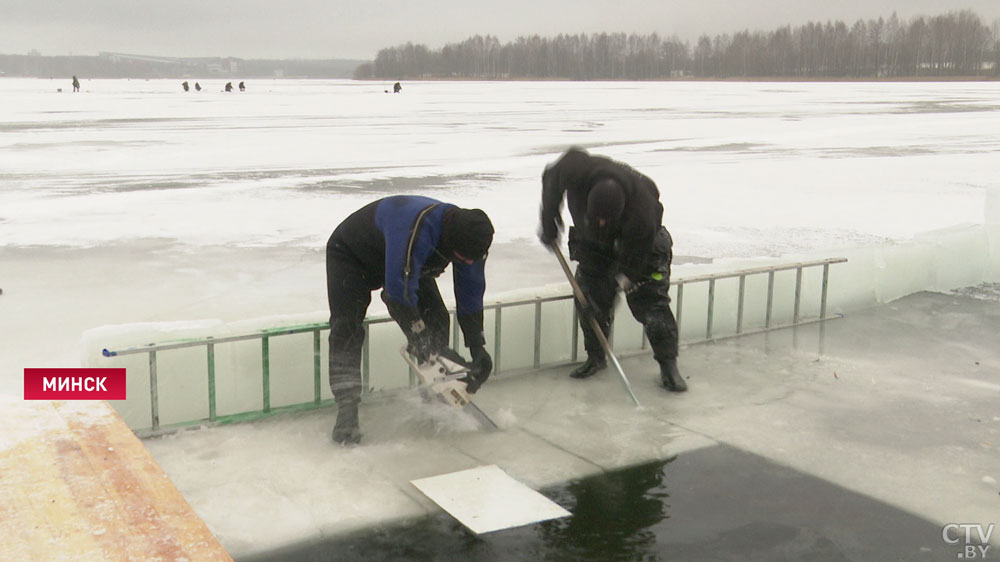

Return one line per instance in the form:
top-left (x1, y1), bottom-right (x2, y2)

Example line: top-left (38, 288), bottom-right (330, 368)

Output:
top-left (441, 208), bottom-right (494, 261)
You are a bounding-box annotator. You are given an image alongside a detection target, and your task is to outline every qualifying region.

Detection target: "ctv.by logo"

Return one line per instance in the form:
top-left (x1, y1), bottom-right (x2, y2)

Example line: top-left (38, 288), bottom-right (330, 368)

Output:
top-left (942, 523), bottom-right (995, 559)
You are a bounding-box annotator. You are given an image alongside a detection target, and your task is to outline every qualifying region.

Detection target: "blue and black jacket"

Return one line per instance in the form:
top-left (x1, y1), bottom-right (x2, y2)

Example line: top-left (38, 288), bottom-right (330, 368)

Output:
top-left (328, 195), bottom-right (487, 347)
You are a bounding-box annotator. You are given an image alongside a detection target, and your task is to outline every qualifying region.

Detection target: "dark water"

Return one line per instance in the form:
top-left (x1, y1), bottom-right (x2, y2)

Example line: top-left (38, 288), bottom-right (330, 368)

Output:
top-left (245, 445), bottom-right (980, 562)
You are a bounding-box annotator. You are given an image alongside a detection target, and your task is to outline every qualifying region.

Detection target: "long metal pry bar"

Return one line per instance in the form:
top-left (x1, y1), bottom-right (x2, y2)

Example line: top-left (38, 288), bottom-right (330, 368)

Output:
top-left (551, 243), bottom-right (641, 407)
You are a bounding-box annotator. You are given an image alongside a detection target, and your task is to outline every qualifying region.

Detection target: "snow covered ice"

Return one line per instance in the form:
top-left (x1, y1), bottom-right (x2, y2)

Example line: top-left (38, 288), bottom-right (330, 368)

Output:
top-left (3, 78), bottom-right (997, 387)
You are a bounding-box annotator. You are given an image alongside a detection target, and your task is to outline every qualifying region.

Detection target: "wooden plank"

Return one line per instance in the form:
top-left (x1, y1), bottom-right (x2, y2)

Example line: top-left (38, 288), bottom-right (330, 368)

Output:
top-left (0, 399), bottom-right (232, 561)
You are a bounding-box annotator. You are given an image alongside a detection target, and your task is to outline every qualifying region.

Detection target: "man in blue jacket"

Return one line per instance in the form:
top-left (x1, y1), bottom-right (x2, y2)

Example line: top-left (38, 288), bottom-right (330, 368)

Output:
top-left (326, 195), bottom-right (495, 445)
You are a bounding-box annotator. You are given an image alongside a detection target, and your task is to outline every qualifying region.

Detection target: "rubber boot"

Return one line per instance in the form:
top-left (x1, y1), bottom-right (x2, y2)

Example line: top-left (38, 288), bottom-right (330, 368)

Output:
top-left (332, 400), bottom-right (361, 445)
top-left (570, 355), bottom-right (607, 379)
top-left (659, 358), bottom-right (687, 392)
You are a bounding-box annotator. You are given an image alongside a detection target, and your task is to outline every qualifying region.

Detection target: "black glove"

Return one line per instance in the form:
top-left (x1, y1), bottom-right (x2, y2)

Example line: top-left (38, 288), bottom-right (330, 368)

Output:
top-left (398, 318), bottom-right (436, 363)
top-left (462, 346), bottom-right (493, 394)
top-left (538, 214), bottom-right (563, 247)
top-left (407, 325), bottom-right (436, 363)
top-left (382, 292), bottom-right (437, 361)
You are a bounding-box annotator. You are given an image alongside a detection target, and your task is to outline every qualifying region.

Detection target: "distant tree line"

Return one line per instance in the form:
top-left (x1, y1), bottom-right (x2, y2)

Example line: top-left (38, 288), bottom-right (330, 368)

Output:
top-left (0, 54), bottom-right (365, 79)
top-left (355, 10), bottom-right (1000, 80)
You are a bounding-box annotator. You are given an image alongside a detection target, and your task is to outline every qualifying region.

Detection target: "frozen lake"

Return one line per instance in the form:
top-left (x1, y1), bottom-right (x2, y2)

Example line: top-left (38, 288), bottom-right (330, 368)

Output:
top-left (2, 78), bottom-right (998, 392)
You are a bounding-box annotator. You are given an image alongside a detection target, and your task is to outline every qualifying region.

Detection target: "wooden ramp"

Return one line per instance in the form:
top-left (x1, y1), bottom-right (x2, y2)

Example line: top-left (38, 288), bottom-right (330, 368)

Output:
top-left (0, 398), bottom-right (232, 561)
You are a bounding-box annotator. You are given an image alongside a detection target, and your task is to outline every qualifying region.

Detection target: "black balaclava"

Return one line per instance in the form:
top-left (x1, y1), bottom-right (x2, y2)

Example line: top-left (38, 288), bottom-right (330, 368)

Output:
top-left (441, 208), bottom-right (494, 261)
top-left (586, 178), bottom-right (625, 234)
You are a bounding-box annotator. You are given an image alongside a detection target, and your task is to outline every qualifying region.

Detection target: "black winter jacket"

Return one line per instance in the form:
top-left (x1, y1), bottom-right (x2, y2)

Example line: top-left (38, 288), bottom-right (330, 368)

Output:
top-left (540, 148), bottom-right (664, 279)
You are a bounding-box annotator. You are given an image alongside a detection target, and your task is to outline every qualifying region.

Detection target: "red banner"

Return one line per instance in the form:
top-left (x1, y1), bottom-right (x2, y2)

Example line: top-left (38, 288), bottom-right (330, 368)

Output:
top-left (24, 368), bottom-right (126, 400)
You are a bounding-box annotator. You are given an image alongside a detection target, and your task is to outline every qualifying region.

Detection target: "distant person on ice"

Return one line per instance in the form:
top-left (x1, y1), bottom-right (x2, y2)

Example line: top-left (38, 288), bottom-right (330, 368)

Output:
top-left (195, 82), bottom-right (202, 91)
top-left (182, 81), bottom-right (190, 92)
top-left (393, 81), bottom-right (402, 93)
top-left (225, 82), bottom-right (233, 92)
top-left (538, 147), bottom-right (686, 392)
top-left (238, 81), bottom-right (245, 91)
top-left (325, 195), bottom-right (495, 444)
top-left (72, 76), bottom-right (80, 92)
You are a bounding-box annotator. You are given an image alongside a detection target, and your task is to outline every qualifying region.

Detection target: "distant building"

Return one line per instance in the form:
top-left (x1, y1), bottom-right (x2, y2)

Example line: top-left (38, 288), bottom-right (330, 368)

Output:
top-left (100, 52), bottom-right (182, 65)
top-left (222, 58), bottom-right (240, 73)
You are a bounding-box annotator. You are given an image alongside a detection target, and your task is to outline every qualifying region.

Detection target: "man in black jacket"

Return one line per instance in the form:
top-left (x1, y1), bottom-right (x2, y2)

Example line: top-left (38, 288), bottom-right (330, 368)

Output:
top-left (538, 147), bottom-right (686, 392)
top-left (326, 195), bottom-right (495, 444)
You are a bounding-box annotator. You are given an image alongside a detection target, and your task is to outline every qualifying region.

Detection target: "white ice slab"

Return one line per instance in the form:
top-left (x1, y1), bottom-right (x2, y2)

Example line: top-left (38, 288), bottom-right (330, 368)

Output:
top-left (410, 464), bottom-right (571, 534)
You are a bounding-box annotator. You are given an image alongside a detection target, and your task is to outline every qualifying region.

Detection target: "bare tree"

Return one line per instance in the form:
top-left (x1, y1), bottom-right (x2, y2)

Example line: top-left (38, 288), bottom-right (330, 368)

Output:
top-left (365, 10), bottom-right (997, 80)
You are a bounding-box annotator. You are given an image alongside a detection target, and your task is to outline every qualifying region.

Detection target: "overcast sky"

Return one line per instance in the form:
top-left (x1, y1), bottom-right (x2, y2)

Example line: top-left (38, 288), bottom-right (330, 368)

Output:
top-left (2, 1), bottom-right (998, 60)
